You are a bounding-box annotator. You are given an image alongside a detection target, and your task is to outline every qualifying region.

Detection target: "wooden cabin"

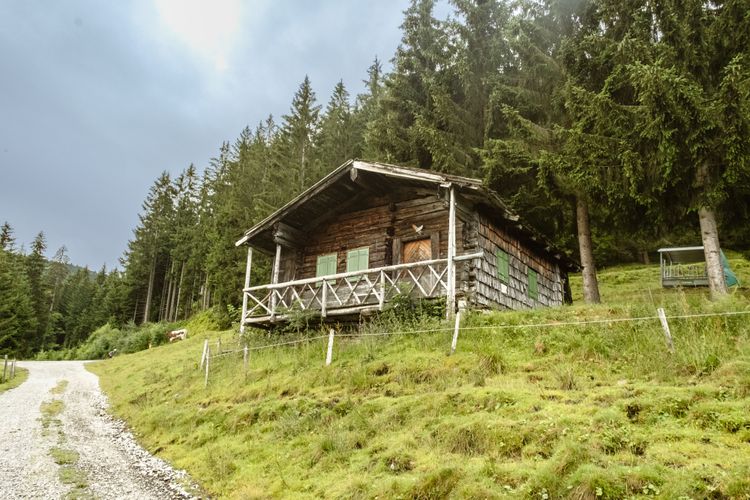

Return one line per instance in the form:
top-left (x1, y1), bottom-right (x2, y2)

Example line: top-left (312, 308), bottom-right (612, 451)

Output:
top-left (236, 160), bottom-right (576, 329)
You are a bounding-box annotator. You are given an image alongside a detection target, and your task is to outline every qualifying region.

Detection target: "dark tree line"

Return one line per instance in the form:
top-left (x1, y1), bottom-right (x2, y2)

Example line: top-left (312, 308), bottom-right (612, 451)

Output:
top-left (2, 0), bottom-right (748, 356)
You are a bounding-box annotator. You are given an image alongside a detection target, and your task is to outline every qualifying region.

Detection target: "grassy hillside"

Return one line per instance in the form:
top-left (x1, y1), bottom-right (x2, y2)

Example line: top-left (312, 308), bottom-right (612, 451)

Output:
top-left (90, 256), bottom-right (750, 499)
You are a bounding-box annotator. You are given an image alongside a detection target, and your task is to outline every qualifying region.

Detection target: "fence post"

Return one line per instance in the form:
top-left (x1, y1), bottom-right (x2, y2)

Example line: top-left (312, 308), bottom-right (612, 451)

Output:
top-left (217, 338), bottom-right (222, 354)
top-left (11, 359), bottom-right (15, 379)
top-left (2, 355), bottom-right (7, 383)
top-left (450, 310), bottom-right (462, 355)
top-left (657, 308), bottom-right (675, 354)
top-left (243, 345), bottom-right (249, 380)
top-left (325, 328), bottom-right (335, 366)
top-left (200, 339), bottom-right (208, 369)
top-left (204, 346), bottom-right (210, 388)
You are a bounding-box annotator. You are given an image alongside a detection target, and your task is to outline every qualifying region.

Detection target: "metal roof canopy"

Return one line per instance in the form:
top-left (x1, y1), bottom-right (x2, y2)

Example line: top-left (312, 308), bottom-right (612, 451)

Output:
top-left (657, 246), bottom-right (706, 264)
top-left (234, 159), bottom-right (578, 270)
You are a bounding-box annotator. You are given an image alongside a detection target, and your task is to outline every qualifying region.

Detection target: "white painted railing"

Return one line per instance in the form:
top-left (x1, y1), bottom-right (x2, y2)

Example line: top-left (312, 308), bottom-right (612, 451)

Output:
top-left (242, 252), bottom-right (482, 323)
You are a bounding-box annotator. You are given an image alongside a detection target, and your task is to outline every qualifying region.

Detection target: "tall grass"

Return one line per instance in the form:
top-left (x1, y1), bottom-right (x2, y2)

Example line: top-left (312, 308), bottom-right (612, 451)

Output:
top-left (89, 257), bottom-right (750, 498)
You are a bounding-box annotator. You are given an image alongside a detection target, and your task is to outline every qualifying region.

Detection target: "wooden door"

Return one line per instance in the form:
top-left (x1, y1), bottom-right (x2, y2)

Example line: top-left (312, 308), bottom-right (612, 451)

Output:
top-left (402, 238), bottom-right (436, 296)
top-left (402, 238), bottom-right (432, 263)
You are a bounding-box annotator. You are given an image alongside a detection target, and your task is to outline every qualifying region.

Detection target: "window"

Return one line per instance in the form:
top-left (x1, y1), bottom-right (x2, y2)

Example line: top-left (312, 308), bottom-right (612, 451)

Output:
top-left (316, 253), bottom-right (337, 286)
top-left (496, 249), bottom-right (509, 284)
top-left (528, 268), bottom-right (538, 301)
top-left (346, 247), bottom-right (370, 274)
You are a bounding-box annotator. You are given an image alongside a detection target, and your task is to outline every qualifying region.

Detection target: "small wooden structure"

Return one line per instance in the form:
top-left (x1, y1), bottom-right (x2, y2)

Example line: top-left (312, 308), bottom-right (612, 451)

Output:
top-left (235, 160), bottom-right (576, 329)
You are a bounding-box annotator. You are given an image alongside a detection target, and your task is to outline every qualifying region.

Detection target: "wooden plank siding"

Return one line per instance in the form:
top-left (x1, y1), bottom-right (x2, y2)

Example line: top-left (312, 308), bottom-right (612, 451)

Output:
top-left (471, 212), bottom-right (564, 310)
top-left (270, 189), bottom-right (565, 314)
top-left (275, 191), bottom-right (470, 283)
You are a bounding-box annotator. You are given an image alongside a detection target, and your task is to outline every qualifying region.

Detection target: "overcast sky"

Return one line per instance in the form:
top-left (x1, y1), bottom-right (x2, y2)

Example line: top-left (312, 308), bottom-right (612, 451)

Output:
top-left (0, 0), bottom-right (451, 269)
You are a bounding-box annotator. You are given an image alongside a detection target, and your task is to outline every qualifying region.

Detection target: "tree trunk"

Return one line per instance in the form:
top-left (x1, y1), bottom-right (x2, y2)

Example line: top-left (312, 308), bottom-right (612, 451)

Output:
top-left (175, 261), bottom-right (186, 321)
top-left (576, 196), bottom-right (601, 304)
top-left (698, 206), bottom-right (727, 299)
top-left (143, 256), bottom-right (156, 324)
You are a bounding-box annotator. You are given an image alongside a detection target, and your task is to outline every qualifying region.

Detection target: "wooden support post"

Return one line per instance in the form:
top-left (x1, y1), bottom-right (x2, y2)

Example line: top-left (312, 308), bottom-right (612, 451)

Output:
top-left (446, 185), bottom-right (457, 320)
top-left (379, 271), bottom-right (386, 311)
top-left (2, 355), bottom-right (7, 383)
top-left (450, 310), bottom-right (462, 355)
top-left (271, 244), bottom-right (282, 318)
top-left (326, 328), bottom-right (335, 366)
top-left (657, 308), bottom-right (675, 353)
top-left (240, 247), bottom-right (253, 335)
top-left (217, 338), bottom-right (222, 354)
top-left (11, 359), bottom-right (15, 379)
top-left (321, 281), bottom-right (328, 318)
top-left (204, 346), bottom-right (210, 388)
top-left (200, 339), bottom-right (208, 369)
top-left (243, 345), bottom-right (249, 380)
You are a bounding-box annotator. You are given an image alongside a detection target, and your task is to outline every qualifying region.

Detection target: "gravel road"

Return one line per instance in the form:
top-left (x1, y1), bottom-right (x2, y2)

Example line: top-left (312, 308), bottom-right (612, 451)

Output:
top-left (0, 361), bottom-right (198, 499)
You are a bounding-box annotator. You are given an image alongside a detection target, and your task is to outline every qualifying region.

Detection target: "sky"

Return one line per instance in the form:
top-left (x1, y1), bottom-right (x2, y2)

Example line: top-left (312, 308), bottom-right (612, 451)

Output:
top-left (0, 0), bottom-right (451, 270)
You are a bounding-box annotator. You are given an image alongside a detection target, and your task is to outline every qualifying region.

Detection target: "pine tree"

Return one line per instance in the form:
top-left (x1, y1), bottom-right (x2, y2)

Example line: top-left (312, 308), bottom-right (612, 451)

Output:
top-left (318, 80), bottom-right (359, 169)
top-left (277, 76), bottom-right (322, 192)
top-left (0, 249), bottom-right (36, 356)
top-left (0, 222), bottom-right (15, 251)
top-left (26, 232), bottom-right (50, 349)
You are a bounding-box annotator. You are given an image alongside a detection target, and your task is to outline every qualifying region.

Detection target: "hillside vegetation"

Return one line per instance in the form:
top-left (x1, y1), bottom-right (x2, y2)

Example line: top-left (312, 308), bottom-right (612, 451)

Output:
top-left (90, 256), bottom-right (750, 499)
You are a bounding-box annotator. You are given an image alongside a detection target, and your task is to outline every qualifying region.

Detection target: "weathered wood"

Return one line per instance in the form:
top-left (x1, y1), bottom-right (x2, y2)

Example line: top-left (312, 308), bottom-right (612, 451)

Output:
top-left (657, 308), bottom-right (675, 353)
top-left (326, 328), bottom-right (335, 366)
top-left (2, 355), bottom-right (6, 383)
top-left (240, 247), bottom-right (253, 334)
top-left (446, 185), bottom-right (457, 319)
top-left (243, 345), bottom-right (249, 380)
top-left (204, 346), bottom-right (210, 388)
top-left (200, 338), bottom-right (208, 368)
top-left (450, 310), bottom-right (461, 355)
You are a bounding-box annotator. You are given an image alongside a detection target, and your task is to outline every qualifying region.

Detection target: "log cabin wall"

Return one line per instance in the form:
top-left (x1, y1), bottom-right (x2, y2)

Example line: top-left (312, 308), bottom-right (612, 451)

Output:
top-left (472, 211), bottom-right (565, 310)
top-left (274, 189), bottom-right (471, 282)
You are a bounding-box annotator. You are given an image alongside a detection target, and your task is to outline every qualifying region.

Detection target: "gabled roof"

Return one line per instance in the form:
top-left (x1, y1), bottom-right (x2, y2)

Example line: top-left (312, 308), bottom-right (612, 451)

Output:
top-left (236, 159), bottom-right (577, 270)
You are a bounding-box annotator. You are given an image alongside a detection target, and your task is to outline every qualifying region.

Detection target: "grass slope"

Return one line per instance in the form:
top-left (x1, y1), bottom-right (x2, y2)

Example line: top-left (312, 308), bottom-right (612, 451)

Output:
top-left (90, 256), bottom-right (750, 499)
top-left (0, 366), bottom-right (28, 393)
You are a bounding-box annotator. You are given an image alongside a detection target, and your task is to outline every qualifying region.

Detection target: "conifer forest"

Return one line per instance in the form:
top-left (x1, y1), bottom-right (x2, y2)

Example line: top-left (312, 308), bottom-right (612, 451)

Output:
top-left (1, 0), bottom-right (748, 357)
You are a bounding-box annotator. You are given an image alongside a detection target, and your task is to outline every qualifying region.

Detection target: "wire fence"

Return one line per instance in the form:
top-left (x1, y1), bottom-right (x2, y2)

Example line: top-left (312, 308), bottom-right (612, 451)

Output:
top-left (196, 307), bottom-right (750, 387)
top-left (1, 355), bottom-right (18, 384)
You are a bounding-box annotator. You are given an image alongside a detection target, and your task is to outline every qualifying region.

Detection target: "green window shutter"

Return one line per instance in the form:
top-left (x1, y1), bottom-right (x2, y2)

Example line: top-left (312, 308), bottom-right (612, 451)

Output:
top-left (528, 269), bottom-right (538, 301)
top-left (496, 250), bottom-right (509, 283)
top-left (316, 253), bottom-right (337, 286)
top-left (346, 247), bottom-right (369, 273)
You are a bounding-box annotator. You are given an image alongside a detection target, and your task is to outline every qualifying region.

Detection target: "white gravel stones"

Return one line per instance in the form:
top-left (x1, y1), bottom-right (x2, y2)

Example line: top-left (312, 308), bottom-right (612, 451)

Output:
top-left (0, 361), bottom-right (200, 499)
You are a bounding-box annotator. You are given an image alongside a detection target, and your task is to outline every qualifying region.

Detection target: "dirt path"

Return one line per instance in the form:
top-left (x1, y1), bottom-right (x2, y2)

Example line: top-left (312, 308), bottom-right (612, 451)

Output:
top-left (0, 361), bottom-right (197, 499)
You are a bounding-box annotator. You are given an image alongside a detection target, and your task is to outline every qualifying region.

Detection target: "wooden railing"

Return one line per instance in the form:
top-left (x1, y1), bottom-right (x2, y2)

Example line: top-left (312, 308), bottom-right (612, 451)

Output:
top-left (242, 252), bottom-right (482, 323)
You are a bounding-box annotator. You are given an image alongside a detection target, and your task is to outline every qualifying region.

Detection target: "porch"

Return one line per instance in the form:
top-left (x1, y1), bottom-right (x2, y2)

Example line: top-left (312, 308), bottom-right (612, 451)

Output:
top-left (240, 252), bottom-right (482, 326)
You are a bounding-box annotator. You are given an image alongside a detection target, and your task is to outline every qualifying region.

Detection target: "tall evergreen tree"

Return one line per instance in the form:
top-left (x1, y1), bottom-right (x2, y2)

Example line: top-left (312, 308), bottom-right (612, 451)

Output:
top-left (0, 249), bottom-right (36, 355)
top-left (318, 80), bottom-right (359, 169)
top-left (26, 232), bottom-right (50, 349)
top-left (277, 76), bottom-right (322, 191)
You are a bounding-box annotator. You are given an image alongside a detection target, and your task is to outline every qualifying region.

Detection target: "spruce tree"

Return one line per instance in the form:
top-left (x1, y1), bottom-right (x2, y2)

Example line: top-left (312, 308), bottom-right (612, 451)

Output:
top-left (0, 249), bottom-right (36, 356)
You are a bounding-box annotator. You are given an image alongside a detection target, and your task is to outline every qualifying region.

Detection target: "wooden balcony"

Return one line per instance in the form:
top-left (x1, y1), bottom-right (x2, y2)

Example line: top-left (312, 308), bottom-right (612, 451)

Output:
top-left (241, 252), bottom-right (482, 326)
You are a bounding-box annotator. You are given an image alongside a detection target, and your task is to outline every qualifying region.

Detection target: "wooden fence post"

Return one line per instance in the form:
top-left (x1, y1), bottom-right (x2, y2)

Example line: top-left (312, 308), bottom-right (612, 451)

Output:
top-left (200, 339), bottom-right (208, 369)
top-left (450, 310), bottom-right (462, 355)
top-left (10, 359), bottom-right (15, 379)
top-left (243, 345), bottom-right (249, 380)
top-left (217, 338), bottom-right (222, 354)
top-left (204, 346), bottom-right (210, 388)
top-left (657, 308), bottom-right (675, 354)
top-left (325, 329), bottom-right (335, 366)
top-left (2, 355), bottom-right (7, 383)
